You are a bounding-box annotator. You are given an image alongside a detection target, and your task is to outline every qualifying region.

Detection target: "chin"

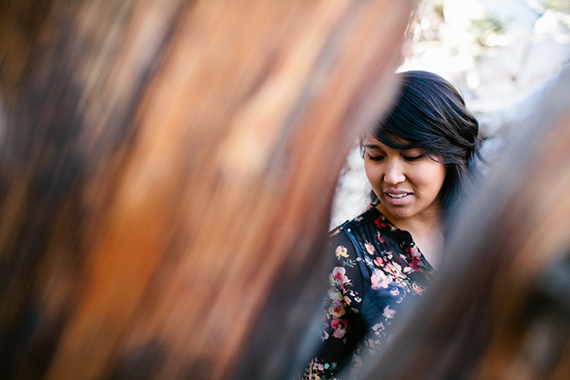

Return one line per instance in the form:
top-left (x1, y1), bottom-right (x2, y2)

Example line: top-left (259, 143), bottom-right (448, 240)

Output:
top-left (384, 206), bottom-right (413, 220)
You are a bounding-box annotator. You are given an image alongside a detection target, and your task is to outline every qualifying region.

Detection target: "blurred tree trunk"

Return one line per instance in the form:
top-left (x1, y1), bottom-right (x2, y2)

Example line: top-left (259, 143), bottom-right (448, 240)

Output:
top-left (0, 1), bottom-right (414, 379)
top-left (363, 67), bottom-right (570, 380)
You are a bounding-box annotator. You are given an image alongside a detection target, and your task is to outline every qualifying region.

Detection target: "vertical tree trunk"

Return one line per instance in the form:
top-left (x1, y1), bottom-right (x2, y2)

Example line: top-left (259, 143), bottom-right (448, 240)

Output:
top-left (0, 1), bottom-right (415, 379)
top-left (364, 67), bottom-right (570, 380)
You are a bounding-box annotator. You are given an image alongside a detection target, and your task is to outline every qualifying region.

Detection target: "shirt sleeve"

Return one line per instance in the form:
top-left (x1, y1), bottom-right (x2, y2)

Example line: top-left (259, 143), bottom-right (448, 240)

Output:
top-left (300, 229), bottom-right (369, 379)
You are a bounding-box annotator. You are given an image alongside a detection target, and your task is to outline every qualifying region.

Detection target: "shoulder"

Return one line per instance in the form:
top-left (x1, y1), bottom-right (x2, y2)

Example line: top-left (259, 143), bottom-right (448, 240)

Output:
top-left (330, 206), bottom-right (381, 237)
top-left (327, 207), bottom-right (383, 261)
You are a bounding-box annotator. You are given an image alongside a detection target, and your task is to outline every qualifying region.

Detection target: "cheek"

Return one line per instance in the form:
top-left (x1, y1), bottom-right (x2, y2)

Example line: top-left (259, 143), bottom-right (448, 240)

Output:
top-left (364, 161), bottom-right (381, 188)
top-left (364, 163), bottom-right (384, 199)
top-left (416, 164), bottom-right (447, 193)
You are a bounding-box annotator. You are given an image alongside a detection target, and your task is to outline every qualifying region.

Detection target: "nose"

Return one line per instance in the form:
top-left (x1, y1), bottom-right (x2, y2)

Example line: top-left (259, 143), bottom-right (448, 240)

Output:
top-left (383, 159), bottom-right (406, 185)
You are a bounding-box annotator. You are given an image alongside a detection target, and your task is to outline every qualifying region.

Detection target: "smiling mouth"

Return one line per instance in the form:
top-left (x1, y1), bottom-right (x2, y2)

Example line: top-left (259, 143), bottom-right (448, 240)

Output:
top-left (386, 192), bottom-right (411, 198)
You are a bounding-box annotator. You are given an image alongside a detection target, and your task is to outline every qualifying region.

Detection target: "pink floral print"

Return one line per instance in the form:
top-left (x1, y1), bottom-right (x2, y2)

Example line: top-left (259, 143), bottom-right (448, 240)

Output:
top-left (299, 206), bottom-right (434, 380)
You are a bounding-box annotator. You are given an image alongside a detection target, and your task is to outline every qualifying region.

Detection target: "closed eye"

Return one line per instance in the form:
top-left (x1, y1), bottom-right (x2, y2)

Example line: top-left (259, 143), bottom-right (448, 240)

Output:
top-left (404, 154), bottom-right (424, 162)
top-left (367, 153), bottom-right (384, 162)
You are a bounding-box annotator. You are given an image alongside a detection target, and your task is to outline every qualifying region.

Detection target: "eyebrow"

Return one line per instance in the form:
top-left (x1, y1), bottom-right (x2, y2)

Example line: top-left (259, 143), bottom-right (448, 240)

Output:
top-left (363, 144), bottom-right (381, 150)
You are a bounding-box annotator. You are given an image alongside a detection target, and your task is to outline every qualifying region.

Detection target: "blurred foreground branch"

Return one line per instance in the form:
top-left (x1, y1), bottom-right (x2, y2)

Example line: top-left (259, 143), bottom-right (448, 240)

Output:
top-left (364, 66), bottom-right (570, 380)
top-left (0, 1), bottom-right (414, 379)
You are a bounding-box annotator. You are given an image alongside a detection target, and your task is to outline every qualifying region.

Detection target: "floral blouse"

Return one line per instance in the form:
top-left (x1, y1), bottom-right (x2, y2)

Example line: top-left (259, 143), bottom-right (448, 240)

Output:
top-left (300, 206), bottom-right (434, 379)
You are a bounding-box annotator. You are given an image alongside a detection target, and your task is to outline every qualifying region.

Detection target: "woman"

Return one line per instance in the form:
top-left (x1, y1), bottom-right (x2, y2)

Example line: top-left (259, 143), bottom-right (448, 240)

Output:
top-left (300, 70), bottom-right (480, 379)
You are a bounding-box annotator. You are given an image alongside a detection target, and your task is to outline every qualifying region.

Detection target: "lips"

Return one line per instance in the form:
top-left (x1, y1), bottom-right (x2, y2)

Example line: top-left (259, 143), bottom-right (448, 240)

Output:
top-left (385, 190), bottom-right (412, 198)
top-left (387, 192), bottom-right (410, 198)
top-left (384, 190), bottom-right (413, 205)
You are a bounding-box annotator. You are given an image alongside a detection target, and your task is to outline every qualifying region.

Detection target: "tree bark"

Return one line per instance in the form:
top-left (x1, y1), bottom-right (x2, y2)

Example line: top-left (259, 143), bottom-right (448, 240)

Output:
top-left (0, 1), bottom-right (414, 379)
top-left (363, 67), bottom-right (570, 380)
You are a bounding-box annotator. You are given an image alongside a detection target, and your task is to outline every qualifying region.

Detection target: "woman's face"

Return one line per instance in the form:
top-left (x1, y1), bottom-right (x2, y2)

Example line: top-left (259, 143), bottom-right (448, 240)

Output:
top-left (363, 133), bottom-right (447, 223)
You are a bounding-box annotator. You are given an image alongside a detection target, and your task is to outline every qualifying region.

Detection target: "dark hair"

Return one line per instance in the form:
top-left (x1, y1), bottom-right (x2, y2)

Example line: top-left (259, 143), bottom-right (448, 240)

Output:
top-left (363, 70), bottom-right (481, 216)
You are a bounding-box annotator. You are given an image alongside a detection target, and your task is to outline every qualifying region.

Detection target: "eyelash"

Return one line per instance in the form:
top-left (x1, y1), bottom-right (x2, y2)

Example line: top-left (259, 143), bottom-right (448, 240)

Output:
top-left (367, 154), bottom-right (424, 162)
top-left (404, 154), bottom-right (424, 162)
